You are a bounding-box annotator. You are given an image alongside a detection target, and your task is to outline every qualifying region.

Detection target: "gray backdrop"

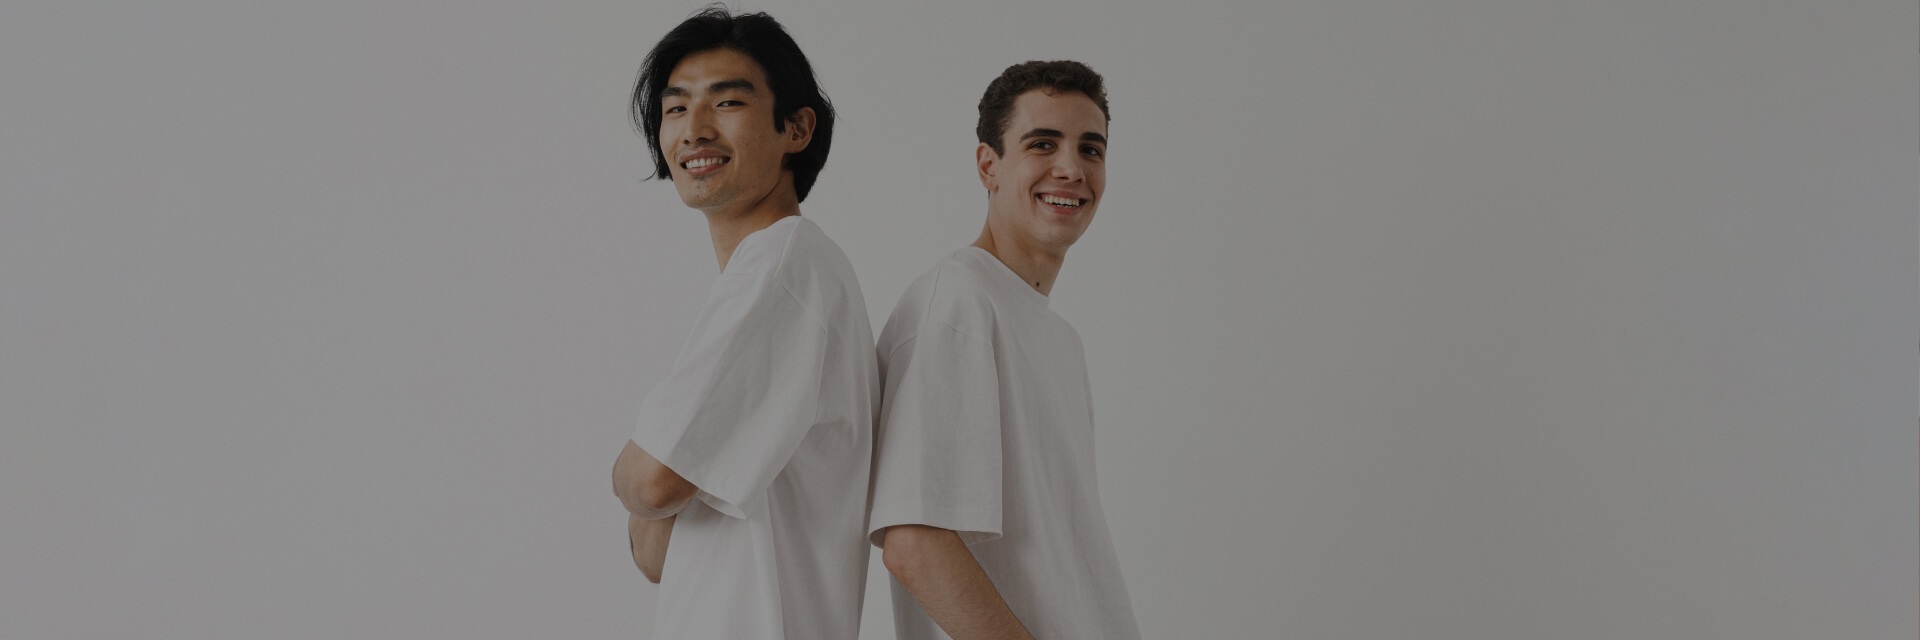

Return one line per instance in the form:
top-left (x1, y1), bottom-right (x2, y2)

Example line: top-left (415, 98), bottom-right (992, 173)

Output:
top-left (3, 1), bottom-right (1914, 638)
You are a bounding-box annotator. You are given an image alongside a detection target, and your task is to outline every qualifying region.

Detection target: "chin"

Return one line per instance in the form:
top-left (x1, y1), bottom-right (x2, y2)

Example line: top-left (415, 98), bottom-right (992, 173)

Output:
top-left (1046, 219), bottom-right (1092, 240)
top-left (1034, 229), bottom-right (1086, 251)
top-left (676, 188), bottom-right (723, 210)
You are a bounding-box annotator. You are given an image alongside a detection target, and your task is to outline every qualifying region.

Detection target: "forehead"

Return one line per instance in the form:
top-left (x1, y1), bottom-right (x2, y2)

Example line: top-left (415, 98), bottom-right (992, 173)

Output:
top-left (665, 48), bottom-right (768, 91)
top-left (1007, 89), bottom-right (1108, 138)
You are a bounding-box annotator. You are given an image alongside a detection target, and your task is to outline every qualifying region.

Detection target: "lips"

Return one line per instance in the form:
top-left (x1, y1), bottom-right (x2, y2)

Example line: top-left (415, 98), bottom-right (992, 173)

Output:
top-left (678, 152), bottom-right (731, 177)
top-left (1036, 192), bottom-right (1088, 214)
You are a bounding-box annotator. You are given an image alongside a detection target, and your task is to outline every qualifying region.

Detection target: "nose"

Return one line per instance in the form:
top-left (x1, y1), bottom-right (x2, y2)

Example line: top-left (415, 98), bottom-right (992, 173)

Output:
top-left (1050, 151), bottom-right (1085, 184)
top-left (680, 104), bottom-right (718, 146)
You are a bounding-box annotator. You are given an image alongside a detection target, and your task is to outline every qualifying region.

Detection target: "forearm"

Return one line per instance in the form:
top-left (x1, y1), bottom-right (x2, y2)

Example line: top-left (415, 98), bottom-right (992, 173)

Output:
top-left (881, 525), bottom-right (1034, 640)
top-left (628, 513), bottom-right (675, 583)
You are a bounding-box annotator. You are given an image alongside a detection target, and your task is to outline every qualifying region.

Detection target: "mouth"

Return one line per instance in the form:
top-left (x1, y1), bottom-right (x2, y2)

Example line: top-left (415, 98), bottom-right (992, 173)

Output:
top-left (1036, 193), bottom-right (1088, 213)
top-left (680, 155), bottom-right (730, 177)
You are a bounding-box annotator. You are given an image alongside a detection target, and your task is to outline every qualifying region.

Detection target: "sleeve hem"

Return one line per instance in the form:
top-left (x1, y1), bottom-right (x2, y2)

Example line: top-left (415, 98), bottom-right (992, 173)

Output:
top-left (630, 428), bottom-right (754, 520)
top-left (695, 490), bottom-right (747, 519)
top-left (867, 509), bottom-right (1003, 548)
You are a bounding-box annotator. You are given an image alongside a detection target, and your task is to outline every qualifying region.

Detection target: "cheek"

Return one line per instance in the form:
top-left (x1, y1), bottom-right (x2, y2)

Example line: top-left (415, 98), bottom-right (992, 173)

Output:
top-left (1018, 161), bottom-right (1050, 188)
top-left (735, 137), bottom-right (775, 168)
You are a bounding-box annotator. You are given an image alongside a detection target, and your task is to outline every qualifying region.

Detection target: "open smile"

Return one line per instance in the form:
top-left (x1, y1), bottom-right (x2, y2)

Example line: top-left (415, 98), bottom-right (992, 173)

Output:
top-left (680, 155), bottom-right (731, 177)
top-left (1036, 193), bottom-right (1088, 213)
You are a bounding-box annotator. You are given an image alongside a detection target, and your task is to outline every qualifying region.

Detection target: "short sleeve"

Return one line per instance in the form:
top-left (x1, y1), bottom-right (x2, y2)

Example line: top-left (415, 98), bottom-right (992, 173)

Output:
top-left (867, 324), bottom-right (1002, 546)
top-left (631, 272), bottom-right (828, 519)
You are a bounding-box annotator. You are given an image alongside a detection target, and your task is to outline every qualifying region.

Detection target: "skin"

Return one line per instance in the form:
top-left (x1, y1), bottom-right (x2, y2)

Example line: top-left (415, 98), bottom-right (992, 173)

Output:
top-left (658, 47), bottom-right (818, 269)
top-left (880, 87), bottom-right (1108, 640)
top-left (882, 525), bottom-right (1037, 640)
top-left (612, 46), bottom-right (817, 581)
top-left (971, 88), bottom-right (1109, 296)
top-left (629, 512), bottom-right (674, 584)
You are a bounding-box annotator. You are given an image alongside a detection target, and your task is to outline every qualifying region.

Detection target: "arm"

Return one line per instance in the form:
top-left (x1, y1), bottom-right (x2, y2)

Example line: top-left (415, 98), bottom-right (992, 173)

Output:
top-left (628, 513), bottom-right (675, 583)
top-left (880, 525), bottom-right (1036, 640)
top-left (613, 440), bottom-right (699, 520)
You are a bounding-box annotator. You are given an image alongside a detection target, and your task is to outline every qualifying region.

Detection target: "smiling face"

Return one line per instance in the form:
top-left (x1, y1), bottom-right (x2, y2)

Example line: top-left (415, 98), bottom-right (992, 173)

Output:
top-left (978, 88), bottom-right (1109, 254)
top-left (658, 48), bottom-right (812, 216)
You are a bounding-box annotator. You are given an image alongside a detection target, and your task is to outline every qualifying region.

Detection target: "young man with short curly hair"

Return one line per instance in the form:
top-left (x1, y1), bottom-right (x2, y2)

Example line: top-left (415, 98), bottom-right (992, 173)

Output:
top-left (868, 59), bottom-right (1142, 640)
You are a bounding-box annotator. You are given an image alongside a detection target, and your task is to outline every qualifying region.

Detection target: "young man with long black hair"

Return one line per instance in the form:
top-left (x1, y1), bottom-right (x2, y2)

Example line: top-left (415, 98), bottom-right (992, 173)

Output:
top-left (611, 7), bottom-right (875, 638)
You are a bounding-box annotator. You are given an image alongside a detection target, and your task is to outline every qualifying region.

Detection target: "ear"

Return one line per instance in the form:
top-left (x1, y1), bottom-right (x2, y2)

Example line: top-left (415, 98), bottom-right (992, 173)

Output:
top-left (784, 106), bottom-right (816, 153)
top-left (976, 143), bottom-right (999, 193)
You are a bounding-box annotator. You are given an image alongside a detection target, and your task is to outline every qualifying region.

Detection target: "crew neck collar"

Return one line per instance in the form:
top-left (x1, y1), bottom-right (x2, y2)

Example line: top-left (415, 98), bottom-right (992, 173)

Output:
top-left (959, 246), bottom-right (1050, 308)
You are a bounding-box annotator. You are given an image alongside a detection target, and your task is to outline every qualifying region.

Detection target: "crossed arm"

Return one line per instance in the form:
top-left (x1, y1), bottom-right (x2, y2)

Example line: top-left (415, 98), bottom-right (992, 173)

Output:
top-left (618, 438), bottom-right (1029, 639)
top-left (880, 524), bottom-right (1036, 640)
top-left (614, 440), bottom-right (700, 582)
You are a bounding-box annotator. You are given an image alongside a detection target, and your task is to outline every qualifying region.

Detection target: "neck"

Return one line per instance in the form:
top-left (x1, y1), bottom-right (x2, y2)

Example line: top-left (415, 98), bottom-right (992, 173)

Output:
top-left (704, 179), bottom-right (802, 271)
top-left (972, 224), bottom-right (1066, 297)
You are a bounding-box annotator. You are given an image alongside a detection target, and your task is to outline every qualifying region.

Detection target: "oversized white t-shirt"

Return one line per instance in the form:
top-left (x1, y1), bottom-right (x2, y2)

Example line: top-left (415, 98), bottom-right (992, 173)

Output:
top-left (630, 216), bottom-right (876, 640)
top-left (869, 247), bottom-right (1141, 640)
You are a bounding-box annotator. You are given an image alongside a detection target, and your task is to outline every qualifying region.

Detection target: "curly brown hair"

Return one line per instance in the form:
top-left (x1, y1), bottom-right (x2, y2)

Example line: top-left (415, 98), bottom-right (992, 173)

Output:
top-left (975, 60), bottom-right (1110, 156)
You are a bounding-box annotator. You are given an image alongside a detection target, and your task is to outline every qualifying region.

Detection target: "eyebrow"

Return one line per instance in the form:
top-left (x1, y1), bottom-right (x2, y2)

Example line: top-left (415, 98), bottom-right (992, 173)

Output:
top-left (1017, 128), bottom-right (1063, 142)
top-left (660, 78), bottom-right (757, 99)
top-left (1017, 128), bottom-right (1108, 146)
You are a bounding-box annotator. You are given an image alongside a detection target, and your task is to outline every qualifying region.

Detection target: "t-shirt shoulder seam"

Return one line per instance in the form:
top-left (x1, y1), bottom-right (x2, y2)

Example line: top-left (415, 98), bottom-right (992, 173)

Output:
top-left (764, 219), bottom-right (840, 339)
top-left (922, 264), bottom-right (992, 342)
top-left (776, 278), bottom-right (836, 338)
top-left (882, 319), bottom-right (990, 363)
top-left (764, 217), bottom-right (804, 280)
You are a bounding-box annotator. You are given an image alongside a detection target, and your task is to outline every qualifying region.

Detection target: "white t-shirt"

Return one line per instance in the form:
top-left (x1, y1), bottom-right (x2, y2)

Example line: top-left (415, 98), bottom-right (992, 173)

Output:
top-left (630, 216), bottom-right (876, 640)
top-left (869, 247), bottom-right (1141, 640)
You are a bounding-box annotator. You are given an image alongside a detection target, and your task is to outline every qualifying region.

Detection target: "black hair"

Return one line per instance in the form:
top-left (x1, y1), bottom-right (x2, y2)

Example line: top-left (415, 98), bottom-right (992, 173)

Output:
top-left (631, 5), bottom-right (835, 202)
top-left (976, 60), bottom-right (1110, 156)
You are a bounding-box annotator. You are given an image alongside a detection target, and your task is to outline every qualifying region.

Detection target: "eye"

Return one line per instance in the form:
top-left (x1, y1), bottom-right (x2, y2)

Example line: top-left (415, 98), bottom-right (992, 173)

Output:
top-left (1030, 140), bottom-right (1056, 151)
top-left (1081, 145), bottom-right (1104, 158)
top-left (718, 99), bottom-right (745, 107)
top-left (664, 105), bottom-right (686, 114)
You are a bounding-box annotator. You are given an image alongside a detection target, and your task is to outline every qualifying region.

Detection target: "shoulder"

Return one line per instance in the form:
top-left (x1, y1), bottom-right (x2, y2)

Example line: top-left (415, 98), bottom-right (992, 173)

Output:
top-left (883, 253), bottom-right (999, 346)
top-left (780, 217), bottom-right (859, 284)
top-left (734, 216), bottom-right (860, 292)
top-left (1058, 314), bottom-right (1087, 355)
top-left (725, 217), bottom-right (872, 339)
top-left (724, 216), bottom-right (808, 278)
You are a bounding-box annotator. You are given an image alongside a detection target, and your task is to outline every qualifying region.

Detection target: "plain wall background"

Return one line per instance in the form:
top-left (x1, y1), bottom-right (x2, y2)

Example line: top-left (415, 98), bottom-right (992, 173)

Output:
top-left (3, 1), bottom-right (1914, 638)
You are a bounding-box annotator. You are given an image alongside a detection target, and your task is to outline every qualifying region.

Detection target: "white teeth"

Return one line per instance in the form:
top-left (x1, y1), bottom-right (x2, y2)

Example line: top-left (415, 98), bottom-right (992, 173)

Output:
top-left (684, 157), bottom-right (726, 170)
top-left (1041, 194), bottom-right (1080, 207)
